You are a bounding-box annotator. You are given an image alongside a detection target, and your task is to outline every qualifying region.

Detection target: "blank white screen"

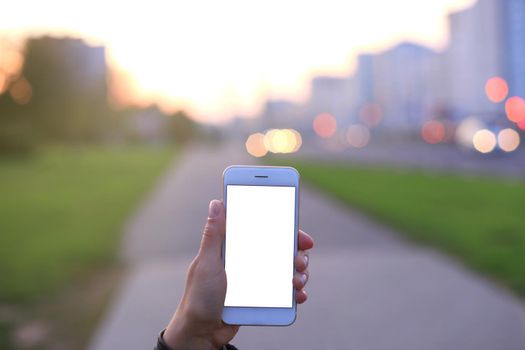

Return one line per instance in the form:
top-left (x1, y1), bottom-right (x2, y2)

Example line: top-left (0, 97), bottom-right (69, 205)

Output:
top-left (225, 185), bottom-right (295, 308)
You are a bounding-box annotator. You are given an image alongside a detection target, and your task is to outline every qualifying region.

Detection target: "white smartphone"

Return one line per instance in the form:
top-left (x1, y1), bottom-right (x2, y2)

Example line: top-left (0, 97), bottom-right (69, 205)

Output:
top-left (222, 165), bottom-right (299, 326)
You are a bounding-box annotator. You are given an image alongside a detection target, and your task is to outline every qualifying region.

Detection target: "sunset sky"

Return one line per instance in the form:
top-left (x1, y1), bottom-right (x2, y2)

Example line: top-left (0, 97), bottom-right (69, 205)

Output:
top-left (0, 0), bottom-right (475, 123)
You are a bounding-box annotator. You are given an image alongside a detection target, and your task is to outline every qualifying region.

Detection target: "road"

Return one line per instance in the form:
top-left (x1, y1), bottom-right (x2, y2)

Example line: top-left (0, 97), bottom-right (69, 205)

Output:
top-left (89, 142), bottom-right (525, 350)
top-left (296, 137), bottom-right (525, 178)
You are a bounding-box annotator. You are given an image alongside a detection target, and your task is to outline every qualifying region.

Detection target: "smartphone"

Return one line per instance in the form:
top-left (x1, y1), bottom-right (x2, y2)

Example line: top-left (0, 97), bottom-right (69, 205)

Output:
top-left (222, 165), bottom-right (299, 326)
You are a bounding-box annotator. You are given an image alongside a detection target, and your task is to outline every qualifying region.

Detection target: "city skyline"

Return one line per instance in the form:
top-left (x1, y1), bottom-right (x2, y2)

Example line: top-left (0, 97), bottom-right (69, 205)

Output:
top-left (1, 0), bottom-right (474, 123)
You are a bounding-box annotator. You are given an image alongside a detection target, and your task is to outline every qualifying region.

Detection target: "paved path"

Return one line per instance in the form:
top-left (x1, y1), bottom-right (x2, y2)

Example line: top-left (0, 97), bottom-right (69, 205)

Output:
top-left (89, 142), bottom-right (525, 350)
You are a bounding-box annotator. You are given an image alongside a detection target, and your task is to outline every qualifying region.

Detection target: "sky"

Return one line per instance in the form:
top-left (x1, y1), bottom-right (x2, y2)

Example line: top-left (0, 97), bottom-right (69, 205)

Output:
top-left (0, 0), bottom-right (475, 123)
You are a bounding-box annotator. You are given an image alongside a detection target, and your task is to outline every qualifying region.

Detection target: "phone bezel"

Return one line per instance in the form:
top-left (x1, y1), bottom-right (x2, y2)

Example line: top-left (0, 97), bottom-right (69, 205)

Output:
top-left (222, 165), bottom-right (300, 326)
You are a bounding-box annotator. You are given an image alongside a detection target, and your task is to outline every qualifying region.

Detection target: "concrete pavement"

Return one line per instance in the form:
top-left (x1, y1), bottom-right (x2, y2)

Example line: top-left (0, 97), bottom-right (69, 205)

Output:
top-left (89, 142), bottom-right (525, 350)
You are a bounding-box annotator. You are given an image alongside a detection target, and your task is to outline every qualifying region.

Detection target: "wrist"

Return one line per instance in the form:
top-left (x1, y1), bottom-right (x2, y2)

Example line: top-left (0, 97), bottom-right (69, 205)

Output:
top-left (163, 313), bottom-right (216, 350)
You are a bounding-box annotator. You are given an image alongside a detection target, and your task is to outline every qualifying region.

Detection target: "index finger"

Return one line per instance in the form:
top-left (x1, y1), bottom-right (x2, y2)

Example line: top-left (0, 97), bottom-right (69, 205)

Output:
top-left (298, 229), bottom-right (314, 251)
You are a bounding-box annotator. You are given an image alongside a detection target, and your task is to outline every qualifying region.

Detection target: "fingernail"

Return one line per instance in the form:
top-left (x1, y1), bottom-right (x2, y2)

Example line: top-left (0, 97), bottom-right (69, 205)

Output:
top-left (304, 255), bottom-right (309, 267)
top-left (301, 273), bottom-right (308, 285)
top-left (208, 200), bottom-right (221, 218)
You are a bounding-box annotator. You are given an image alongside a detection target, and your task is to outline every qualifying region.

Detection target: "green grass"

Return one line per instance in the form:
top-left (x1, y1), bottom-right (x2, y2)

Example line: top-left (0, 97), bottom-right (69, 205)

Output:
top-left (0, 146), bottom-right (175, 302)
top-left (0, 321), bottom-right (10, 349)
top-left (290, 161), bottom-right (525, 297)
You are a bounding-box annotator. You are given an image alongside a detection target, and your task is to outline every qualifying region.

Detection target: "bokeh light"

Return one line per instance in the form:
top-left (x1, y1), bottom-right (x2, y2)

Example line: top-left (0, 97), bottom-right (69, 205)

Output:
top-left (313, 113), bottom-right (337, 138)
top-left (505, 96), bottom-right (525, 123)
top-left (421, 120), bottom-right (445, 144)
top-left (472, 129), bottom-right (497, 154)
top-left (497, 128), bottom-right (520, 152)
top-left (455, 117), bottom-right (484, 148)
top-left (359, 103), bottom-right (383, 127)
top-left (245, 133), bottom-right (267, 157)
top-left (271, 129), bottom-right (294, 153)
top-left (263, 129), bottom-right (279, 153)
top-left (289, 129), bottom-right (303, 152)
top-left (517, 118), bottom-right (525, 131)
top-left (9, 77), bottom-right (32, 105)
top-left (248, 129), bottom-right (302, 157)
top-left (270, 129), bottom-right (302, 153)
top-left (485, 76), bottom-right (508, 103)
top-left (346, 124), bottom-right (370, 148)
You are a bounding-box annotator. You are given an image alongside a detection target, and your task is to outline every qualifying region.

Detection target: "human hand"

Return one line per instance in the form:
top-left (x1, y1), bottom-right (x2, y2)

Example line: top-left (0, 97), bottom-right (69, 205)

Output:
top-left (163, 199), bottom-right (314, 350)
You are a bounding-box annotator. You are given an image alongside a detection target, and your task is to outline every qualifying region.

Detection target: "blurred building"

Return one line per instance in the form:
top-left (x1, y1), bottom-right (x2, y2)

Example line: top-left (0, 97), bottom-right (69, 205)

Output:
top-left (444, 0), bottom-right (525, 121)
top-left (507, 0), bottom-right (525, 99)
top-left (253, 0), bottom-right (525, 137)
top-left (371, 42), bottom-right (440, 130)
top-left (299, 44), bottom-right (441, 133)
top-left (306, 75), bottom-right (354, 124)
top-left (444, 0), bottom-right (506, 120)
top-left (353, 54), bottom-right (375, 114)
top-left (261, 99), bottom-right (302, 129)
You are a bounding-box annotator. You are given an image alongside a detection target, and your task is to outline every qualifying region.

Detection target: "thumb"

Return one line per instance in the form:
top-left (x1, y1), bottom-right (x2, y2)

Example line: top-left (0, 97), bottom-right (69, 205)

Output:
top-left (199, 199), bottom-right (225, 260)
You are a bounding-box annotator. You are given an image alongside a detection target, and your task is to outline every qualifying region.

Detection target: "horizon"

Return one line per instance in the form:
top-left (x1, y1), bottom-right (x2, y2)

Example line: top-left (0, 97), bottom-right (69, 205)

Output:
top-left (0, 0), bottom-right (475, 124)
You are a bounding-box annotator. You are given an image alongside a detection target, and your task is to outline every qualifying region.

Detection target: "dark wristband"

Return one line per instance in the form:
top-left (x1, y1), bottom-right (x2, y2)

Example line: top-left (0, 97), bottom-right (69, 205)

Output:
top-left (155, 329), bottom-right (238, 350)
top-left (155, 329), bottom-right (173, 350)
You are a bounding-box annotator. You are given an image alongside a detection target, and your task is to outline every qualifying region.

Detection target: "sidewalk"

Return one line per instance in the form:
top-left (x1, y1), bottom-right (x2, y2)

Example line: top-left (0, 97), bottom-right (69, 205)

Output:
top-left (89, 142), bottom-right (525, 350)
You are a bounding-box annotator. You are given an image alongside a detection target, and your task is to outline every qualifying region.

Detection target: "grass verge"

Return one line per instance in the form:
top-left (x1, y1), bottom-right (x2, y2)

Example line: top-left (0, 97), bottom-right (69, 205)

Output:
top-left (289, 161), bottom-right (525, 297)
top-left (0, 145), bottom-right (175, 347)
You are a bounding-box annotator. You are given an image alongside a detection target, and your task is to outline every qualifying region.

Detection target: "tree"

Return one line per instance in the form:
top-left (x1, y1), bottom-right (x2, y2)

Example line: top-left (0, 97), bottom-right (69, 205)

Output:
top-left (22, 36), bottom-right (110, 142)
